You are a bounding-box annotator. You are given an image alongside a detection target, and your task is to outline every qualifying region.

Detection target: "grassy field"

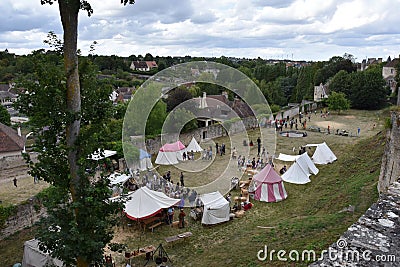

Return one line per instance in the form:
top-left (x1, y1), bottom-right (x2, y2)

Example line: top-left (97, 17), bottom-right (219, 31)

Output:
top-left (0, 109), bottom-right (388, 267)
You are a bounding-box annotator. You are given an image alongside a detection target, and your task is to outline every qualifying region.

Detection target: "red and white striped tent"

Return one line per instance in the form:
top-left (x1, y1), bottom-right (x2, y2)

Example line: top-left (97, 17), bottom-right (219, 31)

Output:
top-left (155, 141), bottom-right (186, 165)
top-left (250, 164), bottom-right (288, 202)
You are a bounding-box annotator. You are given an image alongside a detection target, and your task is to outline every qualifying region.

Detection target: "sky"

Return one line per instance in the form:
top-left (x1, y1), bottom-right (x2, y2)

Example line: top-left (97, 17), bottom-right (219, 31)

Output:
top-left (1, 0), bottom-right (400, 62)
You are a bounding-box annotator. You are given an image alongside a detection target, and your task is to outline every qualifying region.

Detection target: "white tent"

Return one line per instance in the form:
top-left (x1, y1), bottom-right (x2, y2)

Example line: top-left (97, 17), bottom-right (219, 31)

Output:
top-left (186, 137), bottom-right (203, 152)
top-left (124, 186), bottom-right (180, 220)
top-left (22, 239), bottom-right (63, 267)
top-left (277, 153), bottom-right (319, 175)
top-left (306, 142), bottom-right (337, 164)
top-left (90, 149), bottom-right (117, 161)
top-left (108, 172), bottom-right (131, 185)
top-left (155, 141), bottom-right (186, 165)
top-left (139, 149), bottom-right (153, 171)
top-left (199, 191), bottom-right (230, 225)
top-left (281, 161), bottom-right (311, 184)
top-left (296, 153), bottom-right (319, 175)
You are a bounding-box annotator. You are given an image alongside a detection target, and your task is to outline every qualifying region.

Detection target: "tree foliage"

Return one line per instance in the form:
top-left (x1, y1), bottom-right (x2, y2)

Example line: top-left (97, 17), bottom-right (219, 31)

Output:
top-left (165, 87), bottom-right (193, 112)
top-left (0, 105), bottom-right (11, 126)
top-left (326, 91), bottom-right (350, 113)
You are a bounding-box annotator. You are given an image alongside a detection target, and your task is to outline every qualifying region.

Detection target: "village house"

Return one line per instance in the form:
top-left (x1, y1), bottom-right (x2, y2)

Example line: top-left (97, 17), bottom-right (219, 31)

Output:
top-left (130, 61), bottom-right (158, 72)
top-left (314, 83), bottom-right (329, 102)
top-left (0, 123), bottom-right (25, 158)
top-left (382, 56), bottom-right (399, 94)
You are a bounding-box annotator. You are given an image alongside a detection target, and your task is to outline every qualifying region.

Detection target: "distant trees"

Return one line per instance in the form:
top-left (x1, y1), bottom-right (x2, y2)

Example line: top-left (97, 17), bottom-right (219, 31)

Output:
top-left (329, 66), bottom-right (387, 110)
top-left (0, 105), bottom-right (11, 126)
top-left (166, 87), bottom-right (193, 112)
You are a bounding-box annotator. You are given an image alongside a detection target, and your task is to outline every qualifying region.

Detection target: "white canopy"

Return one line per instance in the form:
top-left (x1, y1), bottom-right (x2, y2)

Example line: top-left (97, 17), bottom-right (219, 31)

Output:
top-left (90, 149), bottom-right (117, 161)
top-left (281, 161), bottom-right (311, 184)
top-left (124, 186), bottom-right (180, 220)
top-left (108, 172), bottom-right (131, 185)
top-left (186, 137), bottom-right (203, 152)
top-left (199, 191), bottom-right (230, 225)
top-left (22, 239), bottom-right (63, 267)
top-left (276, 153), bottom-right (299, 162)
top-left (306, 142), bottom-right (337, 164)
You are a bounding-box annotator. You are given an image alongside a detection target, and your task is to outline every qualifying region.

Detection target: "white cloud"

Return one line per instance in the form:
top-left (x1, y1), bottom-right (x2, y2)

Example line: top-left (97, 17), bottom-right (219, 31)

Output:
top-left (0, 0), bottom-right (399, 61)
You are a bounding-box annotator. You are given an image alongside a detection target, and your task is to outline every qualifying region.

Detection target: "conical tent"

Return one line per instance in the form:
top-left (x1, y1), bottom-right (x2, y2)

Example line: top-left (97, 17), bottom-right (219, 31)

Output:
top-left (306, 142), bottom-right (337, 164)
top-left (251, 164), bottom-right (287, 202)
top-left (282, 161), bottom-right (311, 184)
top-left (124, 186), bottom-right (180, 220)
top-left (186, 137), bottom-right (203, 152)
top-left (139, 149), bottom-right (153, 171)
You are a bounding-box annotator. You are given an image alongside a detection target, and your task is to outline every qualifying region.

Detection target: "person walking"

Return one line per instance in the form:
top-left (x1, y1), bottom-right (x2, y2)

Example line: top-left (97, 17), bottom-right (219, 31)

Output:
top-left (13, 177), bottom-right (17, 187)
top-left (257, 137), bottom-right (261, 156)
top-left (178, 209), bottom-right (186, 228)
top-left (180, 172), bottom-right (184, 187)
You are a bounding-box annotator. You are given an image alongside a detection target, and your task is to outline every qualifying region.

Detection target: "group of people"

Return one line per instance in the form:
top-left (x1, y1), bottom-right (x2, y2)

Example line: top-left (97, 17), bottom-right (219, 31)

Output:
top-left (182, 150), bottom-right (195, 161)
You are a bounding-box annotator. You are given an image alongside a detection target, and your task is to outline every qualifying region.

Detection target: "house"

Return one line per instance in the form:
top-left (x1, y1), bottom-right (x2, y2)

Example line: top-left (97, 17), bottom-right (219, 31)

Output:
top-left (359, 58), bottom-right (382, 71)
top-left (130, 61), bottom-right (158, 71)
top-left (0, 123), bottom-right (25, 158)
top-left (0, 91), bottom-right (17, 107)
top-left (314, 83), bottom-right (329, 102)
top-left (194, 92), bottom-right (253, 128)
top-left (382, 56), bottom-right (399, 94)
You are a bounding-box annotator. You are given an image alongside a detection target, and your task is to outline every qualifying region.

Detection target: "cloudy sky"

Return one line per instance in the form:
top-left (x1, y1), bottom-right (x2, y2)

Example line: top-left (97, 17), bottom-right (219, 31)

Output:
top-left (1, 0), bottom-right (399, 61)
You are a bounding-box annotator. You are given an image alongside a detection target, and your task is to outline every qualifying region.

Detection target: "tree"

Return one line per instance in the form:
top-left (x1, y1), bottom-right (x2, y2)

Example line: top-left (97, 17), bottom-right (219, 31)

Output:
top-left (0, 105), bottom-right (11, 126)
top-left (326, 91), bottom-right (350, 113)
top-left (18, 1), bottom-right (135, 266)
top-left (165, 87), bottom-right (193, 112)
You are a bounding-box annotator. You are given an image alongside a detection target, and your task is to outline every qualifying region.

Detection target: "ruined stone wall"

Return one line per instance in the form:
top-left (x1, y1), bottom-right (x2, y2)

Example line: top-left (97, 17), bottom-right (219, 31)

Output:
top-left (0, 197), bottom-right (45, 240)
top-left (378, 111), bottom-right (400, 193)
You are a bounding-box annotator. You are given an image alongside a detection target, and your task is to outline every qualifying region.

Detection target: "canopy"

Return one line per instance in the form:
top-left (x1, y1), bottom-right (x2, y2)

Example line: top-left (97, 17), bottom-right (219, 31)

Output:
top-left (306, 142), bottom-right (337, 164)
top-left (108, 172), bottom-right (131, 185)
top-left (251, 164), bottom-right (287, 202)
top-left (90, 149), bottom-right (117, 161)
top-left (281, 161), bottom-right (311, 184)
top-left (139, 149), bottom-right (153, 171)
top-left (199, 191), bottom-right (230, 225)
top-left (186, 137), bottom-right (203, 152)
top-left (22, 239), bottom-right (63, 267)
top-left (124, 186), bottom-right (180, 220)
top-left (278, 153), bottom-right (318, 174)
top-left (155, 141), bottom-right (186, 165)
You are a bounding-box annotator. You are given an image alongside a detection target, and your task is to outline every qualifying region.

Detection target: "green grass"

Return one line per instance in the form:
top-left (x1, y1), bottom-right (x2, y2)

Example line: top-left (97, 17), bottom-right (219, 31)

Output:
top-left (0, 109), bottom-right (388, 266)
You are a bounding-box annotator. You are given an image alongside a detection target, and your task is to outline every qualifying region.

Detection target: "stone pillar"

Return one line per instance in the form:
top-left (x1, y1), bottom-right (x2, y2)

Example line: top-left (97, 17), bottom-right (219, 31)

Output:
top-left (397, 87), bottom-right (400, 106)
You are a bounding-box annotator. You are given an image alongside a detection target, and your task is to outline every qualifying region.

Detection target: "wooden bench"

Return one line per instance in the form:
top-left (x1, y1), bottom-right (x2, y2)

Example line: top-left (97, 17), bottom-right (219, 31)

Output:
top-left (148, 221), bottom-right (163, 232)
top-left (165, 232), bottom-right (192, 244)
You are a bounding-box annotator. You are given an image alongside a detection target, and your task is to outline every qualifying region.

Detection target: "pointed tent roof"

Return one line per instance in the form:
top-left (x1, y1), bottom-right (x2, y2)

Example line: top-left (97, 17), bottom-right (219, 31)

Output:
top-left (296, 152), bottom-right (319, 175)
top-left (159, 141), bottom-right (185, 152)
top-left (124, 186), bottom-right (180, 220)
top-left (253, 164), bottom-right (282, 184)
top-left (281, 161), bottom-right (311, 184)
top-left (186, 137), bottom-right (203, 152)
top-left (306, 142), bottom-right (337, 164)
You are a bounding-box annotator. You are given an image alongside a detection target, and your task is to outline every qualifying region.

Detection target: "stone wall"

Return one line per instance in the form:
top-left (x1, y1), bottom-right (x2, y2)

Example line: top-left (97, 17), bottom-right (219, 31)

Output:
top-left (141, 116), bottom-right (258, 155)
top-left (378, 111), bottom-right (400, 193)
top-left (0, 197), bottom-right (45, 240)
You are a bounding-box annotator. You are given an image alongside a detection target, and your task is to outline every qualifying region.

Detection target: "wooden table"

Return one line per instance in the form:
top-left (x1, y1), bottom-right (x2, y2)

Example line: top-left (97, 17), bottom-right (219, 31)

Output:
top-left (165, 232), bottom-right (193, 243)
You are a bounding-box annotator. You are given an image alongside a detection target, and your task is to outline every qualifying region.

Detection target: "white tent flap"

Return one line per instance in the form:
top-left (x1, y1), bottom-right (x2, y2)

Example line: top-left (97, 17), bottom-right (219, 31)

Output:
top-left (199, 191), bottom-right (230, 225)
top-left (124, 187), bottom-right (180, 220)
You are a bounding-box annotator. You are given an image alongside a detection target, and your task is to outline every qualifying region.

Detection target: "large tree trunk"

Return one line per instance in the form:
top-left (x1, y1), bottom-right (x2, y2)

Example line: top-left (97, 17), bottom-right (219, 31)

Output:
top-left (58, 1), bottom-right (87, 266)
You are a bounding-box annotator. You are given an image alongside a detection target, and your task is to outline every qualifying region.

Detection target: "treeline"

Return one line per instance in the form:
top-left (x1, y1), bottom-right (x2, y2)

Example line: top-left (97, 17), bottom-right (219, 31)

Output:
top-left (0, 49), bottom-right (391, 110)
